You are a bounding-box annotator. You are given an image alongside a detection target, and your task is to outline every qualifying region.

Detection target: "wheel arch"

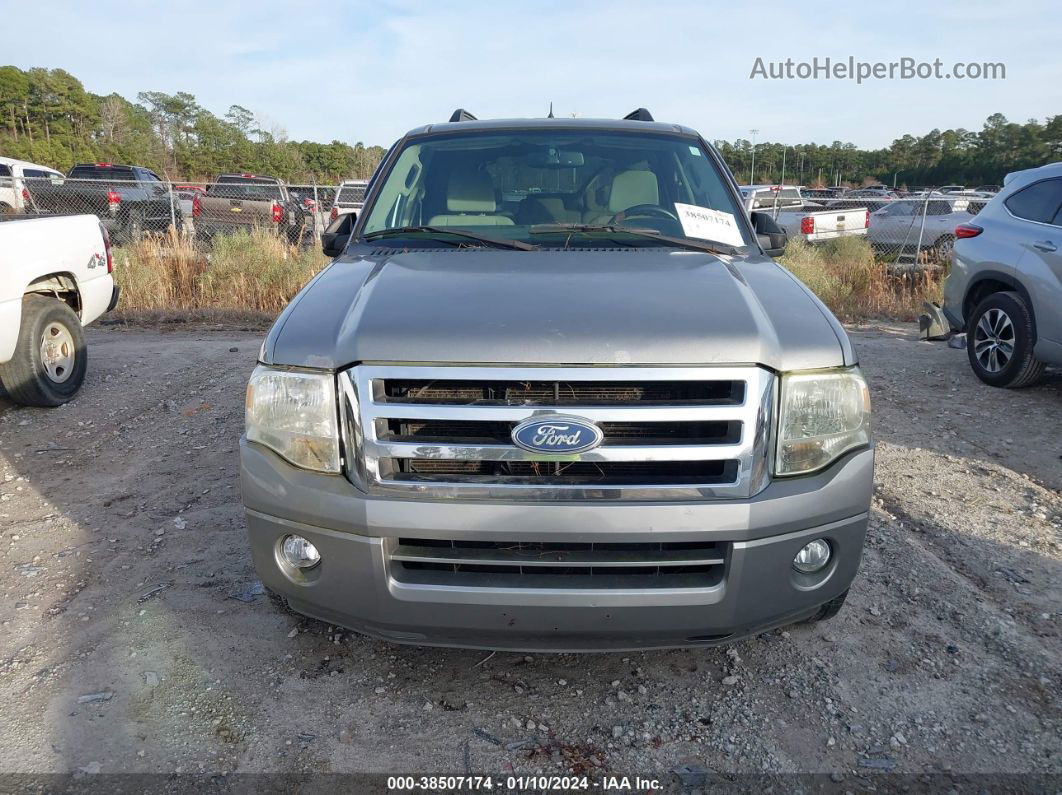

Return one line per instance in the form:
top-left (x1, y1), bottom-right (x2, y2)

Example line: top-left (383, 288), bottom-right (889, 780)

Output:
top-left (963, 271), bottom-right (1036, 341)
top-left (24, 272), bottom-right (83, 315)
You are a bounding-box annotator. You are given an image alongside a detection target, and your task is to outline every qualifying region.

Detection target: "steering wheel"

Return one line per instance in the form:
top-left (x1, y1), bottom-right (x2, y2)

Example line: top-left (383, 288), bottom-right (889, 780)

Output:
top-left (609, 204), bottom-right (678, 225)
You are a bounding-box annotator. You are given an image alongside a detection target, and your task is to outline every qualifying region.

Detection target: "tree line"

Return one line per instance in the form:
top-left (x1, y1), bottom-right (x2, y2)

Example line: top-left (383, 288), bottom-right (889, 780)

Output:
top-left (0, 66), bottom-right (386, 183)
top-left (715, 113), bottom-right (1062, 189)
top-left (1, 65), bottom-right (1059, 188)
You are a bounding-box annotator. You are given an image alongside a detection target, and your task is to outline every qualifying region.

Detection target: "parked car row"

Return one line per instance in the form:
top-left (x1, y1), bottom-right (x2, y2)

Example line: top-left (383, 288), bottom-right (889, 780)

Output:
top-left (738, 185), bottom-right (869, 243)
top-left (738, 183), bottom-right (1000, 266)
top-left (0, 155), bottom-right (366, 245)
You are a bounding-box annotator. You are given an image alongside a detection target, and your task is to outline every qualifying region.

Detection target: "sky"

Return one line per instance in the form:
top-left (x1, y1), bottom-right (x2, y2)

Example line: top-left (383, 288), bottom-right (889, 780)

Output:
top-left (3, 0), bottom-right (1060, 150)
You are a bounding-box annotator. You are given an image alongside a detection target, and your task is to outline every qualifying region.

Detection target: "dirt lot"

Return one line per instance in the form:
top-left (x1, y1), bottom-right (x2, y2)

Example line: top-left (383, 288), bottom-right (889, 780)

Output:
top-left (0, 323), bottom-right (1059, 788)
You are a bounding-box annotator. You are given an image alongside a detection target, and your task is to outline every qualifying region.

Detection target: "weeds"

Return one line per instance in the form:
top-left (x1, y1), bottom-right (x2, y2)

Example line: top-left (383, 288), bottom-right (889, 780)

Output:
top-left (112, 229), bottom-right (939, 324)
top-left (111, 228), bottom-right (328, 315)
top-left (778, 236), bottom-right (943, 321)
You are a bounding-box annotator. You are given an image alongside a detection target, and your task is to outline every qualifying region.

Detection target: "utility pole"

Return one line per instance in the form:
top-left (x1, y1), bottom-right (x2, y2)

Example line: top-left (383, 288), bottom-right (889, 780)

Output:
top-left (780, 146), bottom-right (787, 187)
top-left (749, 129), bottom-right (759, 185)
top-left (798, 151), bottom-right (805, 186)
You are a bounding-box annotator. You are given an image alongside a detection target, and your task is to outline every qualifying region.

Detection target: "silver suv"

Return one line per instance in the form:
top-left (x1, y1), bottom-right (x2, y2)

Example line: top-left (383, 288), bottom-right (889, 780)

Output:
top-left (942, 162), bottom-right (1062, 387)
top-left (240, 110), bottom-right (874, 651)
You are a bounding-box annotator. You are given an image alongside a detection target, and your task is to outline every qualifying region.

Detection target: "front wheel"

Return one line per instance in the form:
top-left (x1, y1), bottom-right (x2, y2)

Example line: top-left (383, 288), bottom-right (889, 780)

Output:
top-left (966, 291), bottom-right (1044, 388)
top-left (0, 295), bottom-right (88, 407)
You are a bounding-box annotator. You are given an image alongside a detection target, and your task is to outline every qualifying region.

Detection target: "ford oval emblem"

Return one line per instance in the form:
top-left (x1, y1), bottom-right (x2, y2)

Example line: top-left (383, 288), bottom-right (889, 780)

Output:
top-left (511, 415), bottom-right (603, 455)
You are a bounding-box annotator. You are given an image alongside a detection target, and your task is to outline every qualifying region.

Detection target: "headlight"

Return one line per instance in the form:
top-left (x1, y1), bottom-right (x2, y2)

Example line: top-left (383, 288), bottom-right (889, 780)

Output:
top-left (245, 366), bottom-right (340, 472)
top-left (776, 367), bottom-right (871, 476)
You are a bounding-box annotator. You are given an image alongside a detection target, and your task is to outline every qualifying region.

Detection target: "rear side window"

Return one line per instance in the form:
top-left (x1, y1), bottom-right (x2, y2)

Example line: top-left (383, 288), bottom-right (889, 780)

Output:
top-left (208, 177), bottom-right (284, 201)
top-left (69, 165), bottom-right (137, 181)
top-left (1005, 178), bottom-right (1062, 225)
top-left (336, 182), bottom-right (367, 205)
top-left (0, 164), bottom-right (11, 178)
top-left (750, 189), bottom-right (802, 210)
top-left (926, 201), bottom-right (955, 215)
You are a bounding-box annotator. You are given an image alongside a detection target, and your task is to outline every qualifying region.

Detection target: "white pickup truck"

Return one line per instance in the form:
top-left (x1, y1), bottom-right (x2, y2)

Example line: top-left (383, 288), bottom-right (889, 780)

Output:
top-left (0, 215), bottom-right (118, 406)
top-left (740, 185), bottom-right (869, 243)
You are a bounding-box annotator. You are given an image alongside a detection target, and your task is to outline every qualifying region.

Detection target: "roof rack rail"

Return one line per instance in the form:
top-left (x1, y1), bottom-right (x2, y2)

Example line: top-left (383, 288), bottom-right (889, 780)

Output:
top-left (448, 109), bottom-right (478, 123)
top-left (623, 108), bottom-right (654, 122)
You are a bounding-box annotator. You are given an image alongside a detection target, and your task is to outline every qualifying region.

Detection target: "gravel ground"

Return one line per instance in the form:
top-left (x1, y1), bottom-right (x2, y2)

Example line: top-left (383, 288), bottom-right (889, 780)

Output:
top-left (0, 322), bottom-right (1058, 789)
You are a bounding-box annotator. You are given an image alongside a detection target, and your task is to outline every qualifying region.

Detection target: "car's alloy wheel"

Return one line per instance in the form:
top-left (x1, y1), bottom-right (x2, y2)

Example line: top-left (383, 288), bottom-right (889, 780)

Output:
top-left (965, 291), bottom-right (1044, 388)
top-left (972, 307), bottom-right (1014, 373)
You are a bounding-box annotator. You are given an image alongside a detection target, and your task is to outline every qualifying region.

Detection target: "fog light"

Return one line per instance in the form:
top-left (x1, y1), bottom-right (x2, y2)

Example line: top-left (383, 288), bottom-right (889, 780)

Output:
top-left (280, 535), bottom-right (321, 569)
top-left (793, 539), bottom-right (831, 573)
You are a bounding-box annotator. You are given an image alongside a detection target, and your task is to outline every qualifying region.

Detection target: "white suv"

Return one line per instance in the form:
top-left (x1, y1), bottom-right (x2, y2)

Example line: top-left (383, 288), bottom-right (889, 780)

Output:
top-left (0, 156), bottom-right (64, 214)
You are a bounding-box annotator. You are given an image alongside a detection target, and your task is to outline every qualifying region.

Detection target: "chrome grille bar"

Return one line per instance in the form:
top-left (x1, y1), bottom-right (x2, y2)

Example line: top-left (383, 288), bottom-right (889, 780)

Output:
top-left (340, 365), bottom-right (775, 501)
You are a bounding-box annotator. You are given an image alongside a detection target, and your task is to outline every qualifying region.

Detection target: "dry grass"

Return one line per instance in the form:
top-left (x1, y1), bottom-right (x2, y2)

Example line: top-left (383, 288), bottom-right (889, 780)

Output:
top-left (778, 236), bottom-right (943, 321)
top-left (112, 228), bottom-right (328, 315)
top-left (112, 229), bottom-right (937, 325)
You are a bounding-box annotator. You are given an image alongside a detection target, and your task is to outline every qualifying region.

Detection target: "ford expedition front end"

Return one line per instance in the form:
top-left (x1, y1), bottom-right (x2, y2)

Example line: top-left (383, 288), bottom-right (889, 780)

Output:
top-left (239, 110), bottom-right (874, 651)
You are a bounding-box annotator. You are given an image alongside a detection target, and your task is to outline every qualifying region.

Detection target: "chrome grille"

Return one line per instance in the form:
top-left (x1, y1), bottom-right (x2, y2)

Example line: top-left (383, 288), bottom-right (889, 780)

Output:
top-left (341, 365), bottom-right (775, 501)
top-left (389, 538), bottom-right (728, 589)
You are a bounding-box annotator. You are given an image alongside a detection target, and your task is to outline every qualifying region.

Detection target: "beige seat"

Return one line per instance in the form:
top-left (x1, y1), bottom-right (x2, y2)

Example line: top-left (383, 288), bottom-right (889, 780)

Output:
top-left (585, 169), bottom-right (660, 224)
top-left (516, 196), bottom-right (582, 225)
top-left (429, 171), bottom-right (513, 226)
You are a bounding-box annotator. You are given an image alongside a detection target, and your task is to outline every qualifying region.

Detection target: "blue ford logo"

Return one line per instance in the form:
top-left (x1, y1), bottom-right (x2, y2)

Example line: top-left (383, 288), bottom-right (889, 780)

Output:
top-left (511, 415), bottom-right (603, 455)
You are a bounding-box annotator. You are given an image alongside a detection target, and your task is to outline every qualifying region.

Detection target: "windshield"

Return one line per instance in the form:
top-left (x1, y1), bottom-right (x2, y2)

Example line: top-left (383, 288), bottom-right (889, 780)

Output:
top-left (360, 129), bottom-right (752, 249)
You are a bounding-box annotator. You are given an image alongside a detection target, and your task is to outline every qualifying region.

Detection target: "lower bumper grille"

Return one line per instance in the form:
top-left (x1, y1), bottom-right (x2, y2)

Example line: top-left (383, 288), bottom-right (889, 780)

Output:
top-left (390, 538), bottom-right (728, 589)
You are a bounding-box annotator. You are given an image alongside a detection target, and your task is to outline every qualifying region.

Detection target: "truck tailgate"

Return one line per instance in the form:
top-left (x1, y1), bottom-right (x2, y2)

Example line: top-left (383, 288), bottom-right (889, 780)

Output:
top-left (803, 207), bottom-right (868, 241)
top-left (198, 195), bottom-right (275, 228)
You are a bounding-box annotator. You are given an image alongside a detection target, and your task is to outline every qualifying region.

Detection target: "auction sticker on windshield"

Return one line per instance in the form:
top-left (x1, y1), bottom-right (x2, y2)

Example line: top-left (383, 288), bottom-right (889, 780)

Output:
top-left (674, 203), bottom-right (744, 247)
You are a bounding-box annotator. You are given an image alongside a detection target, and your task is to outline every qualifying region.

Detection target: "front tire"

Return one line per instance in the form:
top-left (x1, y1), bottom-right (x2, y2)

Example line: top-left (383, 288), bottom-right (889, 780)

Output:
top-left (0, 295), bottom-right (88, 407)
top-left (966, 291), bottom-right (1044, 388)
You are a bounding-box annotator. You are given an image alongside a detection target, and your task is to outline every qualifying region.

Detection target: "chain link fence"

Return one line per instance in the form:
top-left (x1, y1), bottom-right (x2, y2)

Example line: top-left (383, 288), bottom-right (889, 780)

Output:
top-left (4, 171), bottom-right (368, 249)
top-left (750, 189), bottom-right (992, 270)
top-left (827, 192), bottom-right (988, 270)
top-left (4, 169), bottom-right (990, 271)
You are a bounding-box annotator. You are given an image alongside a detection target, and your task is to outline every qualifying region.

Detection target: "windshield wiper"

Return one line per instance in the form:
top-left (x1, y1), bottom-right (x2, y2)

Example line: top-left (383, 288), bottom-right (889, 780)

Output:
top-left (363, 226), bottom-right (538, 251)
top-left (529, 224), bottom-right (740, 256)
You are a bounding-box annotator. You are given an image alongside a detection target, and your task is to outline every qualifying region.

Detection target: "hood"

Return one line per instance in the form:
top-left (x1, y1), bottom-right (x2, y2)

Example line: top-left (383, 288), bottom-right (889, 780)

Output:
top-left (265, 248), bottom-right (853, 371)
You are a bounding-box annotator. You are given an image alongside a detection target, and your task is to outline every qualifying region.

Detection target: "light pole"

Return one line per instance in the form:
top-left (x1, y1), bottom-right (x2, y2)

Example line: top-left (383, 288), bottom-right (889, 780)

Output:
top-left (749, 129), bottom-right (759, 185)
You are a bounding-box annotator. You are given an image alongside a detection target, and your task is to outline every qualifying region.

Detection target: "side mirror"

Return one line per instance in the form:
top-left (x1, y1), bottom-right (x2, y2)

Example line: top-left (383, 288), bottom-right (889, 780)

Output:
top-left (321, 212), bottom-right (356, 258)
top-left (750, 211), bottom-right (788, 258)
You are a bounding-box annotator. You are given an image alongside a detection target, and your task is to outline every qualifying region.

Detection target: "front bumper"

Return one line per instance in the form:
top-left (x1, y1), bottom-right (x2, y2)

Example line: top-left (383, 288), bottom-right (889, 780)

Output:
top-left (241, 442), bottom-right (873, 651)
